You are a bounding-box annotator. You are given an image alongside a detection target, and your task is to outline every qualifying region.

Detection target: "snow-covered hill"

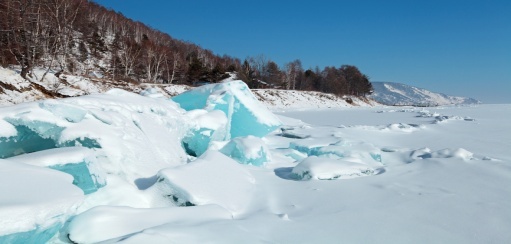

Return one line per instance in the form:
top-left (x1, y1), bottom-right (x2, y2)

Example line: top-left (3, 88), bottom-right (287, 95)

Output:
top-left (370, 82), bottom-right (481, 106)
top-left (253, 89), bottom-right (377, 110)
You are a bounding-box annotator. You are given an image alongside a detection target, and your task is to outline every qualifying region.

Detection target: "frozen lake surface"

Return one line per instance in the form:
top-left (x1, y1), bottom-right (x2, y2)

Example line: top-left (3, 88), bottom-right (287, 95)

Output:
top-left (1, 86), bottom-right (510, 243)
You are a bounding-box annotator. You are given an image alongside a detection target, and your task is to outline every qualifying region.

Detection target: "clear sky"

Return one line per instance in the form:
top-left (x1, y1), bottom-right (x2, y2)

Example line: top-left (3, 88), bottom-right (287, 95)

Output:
top-left (94, 0), bottom-right (511, 103)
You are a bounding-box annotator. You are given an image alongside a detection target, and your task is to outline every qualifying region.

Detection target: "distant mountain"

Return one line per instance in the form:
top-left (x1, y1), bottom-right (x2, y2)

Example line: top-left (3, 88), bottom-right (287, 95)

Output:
top-left (370, 82), bottom-right (481, 106)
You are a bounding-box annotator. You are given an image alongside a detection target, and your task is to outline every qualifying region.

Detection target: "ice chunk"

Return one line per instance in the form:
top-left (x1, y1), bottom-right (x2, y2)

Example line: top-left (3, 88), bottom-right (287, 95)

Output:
top-left (4, 118), bottom-right (64, 141)
top-left (292, 156), bottom-right (376, 180)
top-left (182, 128), bottom-right (213, 157)
top-left (318, 141), bottom-right (383, 166)
top-left (289, 138), bottom-right (341, 156)
top-left (172, 80), bottom-right (281, 138)
top-left (220, 136), bottom-right (271, 166)
top-left (276, 148), bottom-right (308, 161)
top-left (0, 160), bottom-right (83, 240)
top-left (67, 205), bottom-right (231, 243)
top-left (289, 138), bottom-right (383, 168)
top-left (155, 150), bottom-right (255, 214)
top-left (182, 110), bottom-right (228, 157)
top-left (8, 147), bottom-right (107, 194)
top-left (280, 127), bottom-right (311, 139)
top-left (0, 124), bottom-right (59, 158)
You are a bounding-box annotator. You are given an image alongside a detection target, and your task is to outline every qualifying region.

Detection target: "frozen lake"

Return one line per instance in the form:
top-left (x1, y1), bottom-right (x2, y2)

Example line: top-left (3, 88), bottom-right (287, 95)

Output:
top-left (1, 92), bottom-right (510, 243)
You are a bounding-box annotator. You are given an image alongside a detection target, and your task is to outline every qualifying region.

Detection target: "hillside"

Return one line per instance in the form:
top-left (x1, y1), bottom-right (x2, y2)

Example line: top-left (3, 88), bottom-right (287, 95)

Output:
top-left (370, 82), bottom-right (481, 106)
top-left (0, 66), bottom-right (185, 106)
top-left (0, 0), bottom-right (372, 97)
top-left (0, 66), bottom-right (373, 109)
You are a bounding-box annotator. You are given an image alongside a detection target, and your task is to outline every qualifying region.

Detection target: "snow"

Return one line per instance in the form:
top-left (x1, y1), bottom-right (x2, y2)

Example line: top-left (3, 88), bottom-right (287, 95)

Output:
top-left (172, 80), bottom-right (282, 138)
top-left (0, 119), bottom-right (17, 137)
top-left (0, 78), bottom-right (510, 243)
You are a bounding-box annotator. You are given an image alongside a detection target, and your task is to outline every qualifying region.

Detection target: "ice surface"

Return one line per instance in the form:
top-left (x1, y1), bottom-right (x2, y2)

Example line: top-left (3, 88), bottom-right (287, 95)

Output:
top-left (155, 150), bottom-right (255, 214)
top-left (292, 156), bottom-right (376, 180)
top-left (172, 80), bottom-right (281, 138)
top-left (8, 147), bottom-right (107, 194)
top-left (220, 136), bottom-right (271, 166)
top-left (0, 159), bottom-right (83, 239)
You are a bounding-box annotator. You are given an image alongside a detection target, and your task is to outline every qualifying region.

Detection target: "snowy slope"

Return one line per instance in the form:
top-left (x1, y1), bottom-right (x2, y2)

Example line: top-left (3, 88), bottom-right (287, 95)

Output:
top-left (371, 81), bottom-right (481, 106)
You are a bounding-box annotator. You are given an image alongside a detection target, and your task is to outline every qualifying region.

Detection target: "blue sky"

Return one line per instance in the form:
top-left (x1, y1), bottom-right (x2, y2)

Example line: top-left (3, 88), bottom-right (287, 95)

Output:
top-left (94, 0), bottom-right (511, 103)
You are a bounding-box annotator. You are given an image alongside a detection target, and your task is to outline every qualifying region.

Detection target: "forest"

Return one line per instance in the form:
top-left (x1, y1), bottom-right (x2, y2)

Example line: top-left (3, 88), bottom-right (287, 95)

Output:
top-left (0, 0), bottom-right (372, 97)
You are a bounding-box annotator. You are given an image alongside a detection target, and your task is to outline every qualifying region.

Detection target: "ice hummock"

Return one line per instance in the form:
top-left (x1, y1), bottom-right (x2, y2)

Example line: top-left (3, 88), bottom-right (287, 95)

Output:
top-left (289, 138), bottom-right (382, 167)
top-left (410, 147), bottom-right (474, 161)
top-left (220, 136), bottom-right (271, 166)
top-left (0, 91), bottom-right (189, 183)
top-left (172, 80), bottom-right (281, 139)
top-left (291, 156), bottom-right (376, 180)
top-left (8, 147), bottom-right (107, 194)
top-left (155, 150), bottom-right (255, 214)
top-left (0, 159), bottom-right (83, 242)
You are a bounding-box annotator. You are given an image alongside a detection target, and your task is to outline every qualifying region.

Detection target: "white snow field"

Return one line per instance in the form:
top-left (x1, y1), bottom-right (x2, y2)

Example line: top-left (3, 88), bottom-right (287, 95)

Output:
top-left (0, 81), bottom-right (510, 243)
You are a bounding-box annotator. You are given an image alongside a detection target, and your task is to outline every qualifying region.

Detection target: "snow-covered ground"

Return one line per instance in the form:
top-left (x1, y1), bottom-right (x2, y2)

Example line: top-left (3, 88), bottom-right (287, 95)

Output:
top-left (0, 80), bottom-right (510, 243)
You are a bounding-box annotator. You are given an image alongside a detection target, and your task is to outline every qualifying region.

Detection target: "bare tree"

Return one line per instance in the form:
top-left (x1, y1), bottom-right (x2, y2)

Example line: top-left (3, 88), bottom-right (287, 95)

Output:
top-left (284, 59), bottom-right (302, 90)
top-left (118, 39), bottom-right (140, 78)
